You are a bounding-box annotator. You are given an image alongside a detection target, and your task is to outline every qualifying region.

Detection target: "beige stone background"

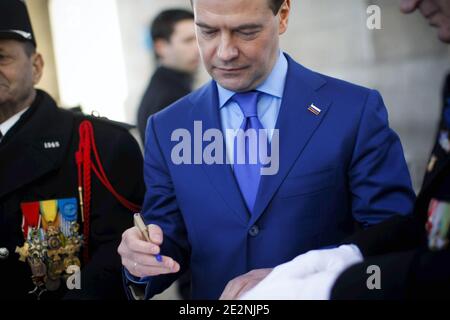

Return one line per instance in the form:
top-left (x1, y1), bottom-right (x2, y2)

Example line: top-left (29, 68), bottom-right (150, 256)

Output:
top-left (25, 0), bottom-right (450, 299)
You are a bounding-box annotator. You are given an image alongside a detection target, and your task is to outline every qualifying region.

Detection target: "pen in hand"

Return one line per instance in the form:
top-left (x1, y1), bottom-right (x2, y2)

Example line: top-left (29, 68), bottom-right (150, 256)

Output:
top-left (133, 213), bottom-right (163, 263)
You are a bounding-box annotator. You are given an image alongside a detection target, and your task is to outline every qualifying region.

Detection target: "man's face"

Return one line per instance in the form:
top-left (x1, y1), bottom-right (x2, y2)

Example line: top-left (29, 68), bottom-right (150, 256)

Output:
top-left (193, 0), bottom-right (290, 92)
top-left (0, 39), bottom-right (40, 109)
top-left (401, 0), bottom-right (450, 43)
top-left (159, 19), bottom-right (200, 74)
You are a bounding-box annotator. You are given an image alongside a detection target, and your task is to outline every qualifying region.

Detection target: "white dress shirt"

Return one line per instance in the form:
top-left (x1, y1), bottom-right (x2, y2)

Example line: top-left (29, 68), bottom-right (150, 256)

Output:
top-left (0, 107), bottom-right (29, 142)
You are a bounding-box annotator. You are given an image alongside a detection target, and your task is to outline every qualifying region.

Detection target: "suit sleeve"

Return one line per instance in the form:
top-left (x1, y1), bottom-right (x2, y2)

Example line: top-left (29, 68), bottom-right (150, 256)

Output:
top-left (331, 247), bottom-right (450, 299)
top-left (342, 213), bottom-right (427, 257)
top-left (65, 127), bottom-right (145, 300)
top-left (349, 90), bottom-right (416, 227)
top-left (124, 115), bottom-right (190, 300)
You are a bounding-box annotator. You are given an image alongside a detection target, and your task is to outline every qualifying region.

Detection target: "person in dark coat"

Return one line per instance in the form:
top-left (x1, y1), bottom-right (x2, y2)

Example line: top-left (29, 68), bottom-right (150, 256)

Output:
top-left (136, 9), bottom-right (200, 142)
top-left (0, 0), bottom-right (145, 300)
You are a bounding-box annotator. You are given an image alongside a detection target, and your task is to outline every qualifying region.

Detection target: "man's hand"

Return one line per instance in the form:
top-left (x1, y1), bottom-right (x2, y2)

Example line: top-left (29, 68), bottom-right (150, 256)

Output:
top-left (219, 268), bottom-right (273, 300)
top-left (240, 245), bottom-right (363, 300)
top-left (118, 224), bottom-right (180, 278)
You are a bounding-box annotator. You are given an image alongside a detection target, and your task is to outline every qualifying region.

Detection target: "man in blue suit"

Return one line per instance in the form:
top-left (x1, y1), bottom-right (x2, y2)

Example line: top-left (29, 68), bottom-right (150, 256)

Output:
top-left (118, 0), bottom-right (415, 300)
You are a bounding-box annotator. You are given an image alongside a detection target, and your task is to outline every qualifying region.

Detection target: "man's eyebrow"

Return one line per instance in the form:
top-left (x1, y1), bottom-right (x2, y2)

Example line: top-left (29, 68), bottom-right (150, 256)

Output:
top-left (195, 22), bottom-right (263, 30)
top-left (233, 24), bottom-right (263, 31)
top-left (195, 22), bottom-right (216, 29)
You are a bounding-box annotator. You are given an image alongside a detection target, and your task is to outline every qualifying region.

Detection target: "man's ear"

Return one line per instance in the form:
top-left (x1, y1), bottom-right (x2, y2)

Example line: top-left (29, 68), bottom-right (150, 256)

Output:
top-left (154, 39), bottom-right (170, 61)
top-left (278, 0), bottom-right (291, 35)
top-left (32, 53), bottom-right (44, 85)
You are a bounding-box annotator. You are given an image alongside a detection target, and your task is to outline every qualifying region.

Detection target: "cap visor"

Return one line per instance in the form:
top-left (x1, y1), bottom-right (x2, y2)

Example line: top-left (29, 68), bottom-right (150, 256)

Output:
top-left (0, 31), bottom-right (35, 45)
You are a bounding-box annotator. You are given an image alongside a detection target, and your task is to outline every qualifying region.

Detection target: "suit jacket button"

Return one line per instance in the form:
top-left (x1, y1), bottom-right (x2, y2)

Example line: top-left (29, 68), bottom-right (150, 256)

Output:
top-left (249, 225), bottom-right (260, 237)
top-left (0, 248), bottom-right (9, 260)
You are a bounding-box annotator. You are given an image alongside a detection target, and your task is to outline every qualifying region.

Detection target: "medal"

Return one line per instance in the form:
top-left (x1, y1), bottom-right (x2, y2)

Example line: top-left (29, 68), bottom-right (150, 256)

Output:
top-left (426, 199), bottom-right (450, 251)
top-left (58, 198), bottom-right (78, 237)
top-left (40, 199), bottom-right (59, 231)
top-left (28, 257), bottom-right (48, 300)
top-left (63, 226), bottom-right (82, 270)
top-left (45, 277), bottom-right (61, 291)
top-left (17, 198), bottom-right (84, 299)
top-left (46, 225), bottom-right (65, 283)
top-left (20, 202), bottom-right (40, 239)
top-left (27, 229), bottom-right (48, 299)
top-left (15, 242), bottom-right (29, 262)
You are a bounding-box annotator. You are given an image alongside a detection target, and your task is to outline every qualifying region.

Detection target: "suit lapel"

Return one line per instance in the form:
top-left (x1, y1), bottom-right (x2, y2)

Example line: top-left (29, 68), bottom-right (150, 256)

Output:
top-left (0, 91), bottom-right (74, 199)
top-left (249, 57), bottom-right (332, 226)
top-left (190, 83), bottom-right (250, 224)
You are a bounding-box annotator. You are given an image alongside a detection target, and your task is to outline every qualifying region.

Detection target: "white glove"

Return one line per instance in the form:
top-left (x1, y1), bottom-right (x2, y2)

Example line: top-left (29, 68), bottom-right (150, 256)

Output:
top-left (240, 245), bottom-right (363, 300)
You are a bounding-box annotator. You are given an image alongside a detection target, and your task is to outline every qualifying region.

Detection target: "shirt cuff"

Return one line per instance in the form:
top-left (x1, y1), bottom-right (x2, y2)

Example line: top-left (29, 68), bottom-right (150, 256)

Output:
top-left (124, 268), bottom-right (150, 285)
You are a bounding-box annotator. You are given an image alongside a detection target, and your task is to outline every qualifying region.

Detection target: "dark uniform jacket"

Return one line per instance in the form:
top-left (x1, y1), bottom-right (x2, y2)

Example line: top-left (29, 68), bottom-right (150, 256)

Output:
top-left (331, 75), bottom-right (450, 300)
top-left (0, 90), bottom-right (145, 300)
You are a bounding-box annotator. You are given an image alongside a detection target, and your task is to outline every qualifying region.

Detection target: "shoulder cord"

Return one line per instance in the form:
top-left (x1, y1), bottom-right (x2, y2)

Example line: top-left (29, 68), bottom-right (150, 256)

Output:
top-left (76, 120), bottom-right (141, 262)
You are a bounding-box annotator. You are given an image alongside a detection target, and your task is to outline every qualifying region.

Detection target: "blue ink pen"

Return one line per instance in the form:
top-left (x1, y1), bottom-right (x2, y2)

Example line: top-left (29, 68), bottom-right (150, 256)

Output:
top-left (134, 213), bottom-right (163, 263)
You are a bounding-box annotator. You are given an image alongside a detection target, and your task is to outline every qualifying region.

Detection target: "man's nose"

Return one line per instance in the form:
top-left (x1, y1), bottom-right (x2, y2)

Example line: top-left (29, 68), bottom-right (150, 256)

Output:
top-left (217, 34), bottom-right (239, 62)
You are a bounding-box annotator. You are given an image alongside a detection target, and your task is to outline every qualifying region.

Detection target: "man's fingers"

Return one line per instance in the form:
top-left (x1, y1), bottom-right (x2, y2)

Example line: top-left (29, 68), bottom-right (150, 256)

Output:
top-left (235, 280), bottom-right (259, 299)
top-left (119, 226), bottom-right (181, 278)
top-left (234, 271), bottom-right (270, 299)
top-left (148, 224), bottom-right (163, 245)
top-left (122, 227), bottom-right (160, 255)
top-left (220, 269), bottom-right (273, 300)
top-left (130, 238), bottom-right (160, 255)
top-left (123, 258), bottom-right (177, 278)
top-left (220, 278), bottom-right (248, 300)
top-left (219, 282), bottom-right (233, 300)
top-left (130, 252), bottom-right (180, 270)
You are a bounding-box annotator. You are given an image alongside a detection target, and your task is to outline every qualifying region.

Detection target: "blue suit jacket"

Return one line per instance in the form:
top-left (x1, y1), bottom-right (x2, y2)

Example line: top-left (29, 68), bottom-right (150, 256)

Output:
top-left (138, 54), bottom-right (415, 299)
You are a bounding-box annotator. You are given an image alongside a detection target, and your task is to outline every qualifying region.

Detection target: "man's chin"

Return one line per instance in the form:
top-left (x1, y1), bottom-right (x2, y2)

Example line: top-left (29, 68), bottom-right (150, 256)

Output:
top-left (214, 76), bottom-right (253, 92)
top-left (217, 82), bottom-right (249, 92)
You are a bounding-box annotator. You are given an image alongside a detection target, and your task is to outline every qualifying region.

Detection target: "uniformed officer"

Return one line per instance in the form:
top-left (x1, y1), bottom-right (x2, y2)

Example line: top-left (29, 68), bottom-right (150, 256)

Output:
top-left (0, 0), bottom-right (145, 300)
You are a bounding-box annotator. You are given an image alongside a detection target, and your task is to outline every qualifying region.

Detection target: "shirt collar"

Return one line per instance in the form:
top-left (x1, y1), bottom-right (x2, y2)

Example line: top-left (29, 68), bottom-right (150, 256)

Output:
top-left (0, 107), bottom-right (29, 137)
top-left (217, 50), bottom-right (288, 109)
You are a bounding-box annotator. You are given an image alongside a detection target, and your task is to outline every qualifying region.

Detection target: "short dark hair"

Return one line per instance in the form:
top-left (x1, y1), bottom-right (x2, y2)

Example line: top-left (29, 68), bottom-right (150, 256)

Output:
top-left (268, 0), bottom-right (285, 15)
top-left (189, 0), bottom-right (285, 15)
top-left (151, 9), bottom-right (194, 59)
top-left (22, 41), bottom-right (36, 58)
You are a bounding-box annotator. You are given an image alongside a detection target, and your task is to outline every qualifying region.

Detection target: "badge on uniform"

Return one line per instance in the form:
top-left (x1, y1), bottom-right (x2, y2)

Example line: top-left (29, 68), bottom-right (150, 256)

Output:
top-left (426, 198), bottom-right (450, 251)
top-left (15, 198), bottom-right (83, 299)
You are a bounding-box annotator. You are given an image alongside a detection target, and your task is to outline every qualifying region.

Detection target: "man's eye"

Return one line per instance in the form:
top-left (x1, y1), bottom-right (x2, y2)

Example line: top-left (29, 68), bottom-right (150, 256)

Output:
top-left (202, 30), bottom-right (217, 36)
top-left (238, 31), bottom-right (258, 38)
top-left (0, 55), bottom-right (13, 64)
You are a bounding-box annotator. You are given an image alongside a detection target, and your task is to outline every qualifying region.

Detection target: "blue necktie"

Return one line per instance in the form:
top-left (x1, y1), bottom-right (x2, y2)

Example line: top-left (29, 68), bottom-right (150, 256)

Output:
top-left (233, 91), bottom-right (265, 213)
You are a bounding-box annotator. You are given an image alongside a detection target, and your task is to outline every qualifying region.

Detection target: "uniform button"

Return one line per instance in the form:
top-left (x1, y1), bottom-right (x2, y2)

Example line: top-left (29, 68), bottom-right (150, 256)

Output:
top-left (249, 225), bottom-right (260, 237)
top-left (0, 248), bottom-right (9, 260)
